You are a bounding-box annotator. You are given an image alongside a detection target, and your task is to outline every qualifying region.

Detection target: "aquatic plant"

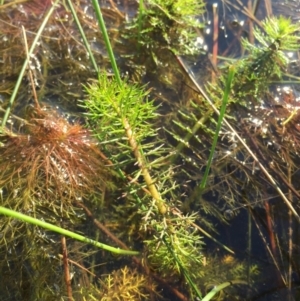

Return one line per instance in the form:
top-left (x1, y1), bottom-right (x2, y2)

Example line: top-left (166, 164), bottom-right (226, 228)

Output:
top-left (67, 4), bottom-right (297, 301)
top-left (164, 15), bottom-right (300, 299)
top-left (0, 105), bottom-right (109, 212)
top-left (82, 71), bottom-right (206, 299)
top-left (0, 0), bottom-right (299, 300)
top-left (124, 0), bottom-right (205, 56)
top-left (230, 16), bottom-right (299, 102)
top-left (0, 103), bottom-right (114, 299)
top-left (168, 16), bottom-right (300, 214)
top-left (99, 266), bottom-right (155, 300)
top-left (144, 213), bottom-right (204, 278)
top-left (77, 266), bottom-right (159, 301)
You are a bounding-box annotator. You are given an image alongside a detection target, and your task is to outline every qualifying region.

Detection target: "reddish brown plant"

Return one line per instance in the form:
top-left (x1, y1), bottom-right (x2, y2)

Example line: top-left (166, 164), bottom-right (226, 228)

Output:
top-left (0, 106), bottom-right (109, 212)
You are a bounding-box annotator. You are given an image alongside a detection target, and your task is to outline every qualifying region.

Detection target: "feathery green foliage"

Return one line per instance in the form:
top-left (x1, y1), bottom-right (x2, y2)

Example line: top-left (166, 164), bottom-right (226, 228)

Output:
top-left (83, 75), bottom-right (158, 159)
top-left (83, 74), bottom-right (168, 216)
top-left (126, 0), bottom-right (205, 55)
top-left (0, 0), bottom-right (296, 299)
top-left (231, 17), bottom-right (299, 101)
top-left (144, 213), bottom-right (204, 278)
top-left (257, 16), bottom-right (299, 50)
top-left (82, 74), bottom-right (208, 297)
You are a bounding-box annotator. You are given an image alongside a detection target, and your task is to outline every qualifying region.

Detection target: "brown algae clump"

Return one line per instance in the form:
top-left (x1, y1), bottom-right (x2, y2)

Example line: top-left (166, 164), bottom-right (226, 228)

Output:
top-left (0, 106), bottom-right (109, 213)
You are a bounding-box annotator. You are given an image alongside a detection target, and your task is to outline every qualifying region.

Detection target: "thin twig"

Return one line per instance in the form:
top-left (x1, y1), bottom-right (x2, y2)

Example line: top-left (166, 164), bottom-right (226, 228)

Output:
top-left (247, 0), bottom-right (254, 44)
top-left (227, 0), bottom-right (263, 28)
top-left (58, 253), bottom-right (97, 278)
top-left (21, 26), bottom-right (40, 109)
top-left (212, 3), bottom-right (219, 69)
top-left (287, 165), bottom-right (293, 301)
top-left (264, 0), bottom-right (273, 17)
top-left (61, 236), bottom-right (73, 301)
top-left (250, 208), bottom-right (286, 285)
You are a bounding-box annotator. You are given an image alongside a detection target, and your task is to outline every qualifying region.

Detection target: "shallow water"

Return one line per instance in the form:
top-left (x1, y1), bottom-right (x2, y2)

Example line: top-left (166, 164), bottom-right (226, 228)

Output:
top-left (0, 0), bottom-right (299, 300)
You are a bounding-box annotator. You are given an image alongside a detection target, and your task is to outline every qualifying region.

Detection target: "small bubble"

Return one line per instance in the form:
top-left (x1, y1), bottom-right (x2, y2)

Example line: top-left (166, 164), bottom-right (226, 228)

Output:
top-left (224, 209), bottom-right (235, 220)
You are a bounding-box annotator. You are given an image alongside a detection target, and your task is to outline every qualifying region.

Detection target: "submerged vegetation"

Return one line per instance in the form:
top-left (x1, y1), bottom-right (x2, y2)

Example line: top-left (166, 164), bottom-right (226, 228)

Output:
top-left (0, 105), bottom-right (109, 211)
top-left (0, 0), bottom-right (299, 300)
top-left (127, 0), bottom-right (205, 54)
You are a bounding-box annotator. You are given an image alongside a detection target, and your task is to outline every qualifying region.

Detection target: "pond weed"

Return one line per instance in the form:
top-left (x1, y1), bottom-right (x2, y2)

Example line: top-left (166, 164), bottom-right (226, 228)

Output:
top-left (0, 1), bottom-right (299, 301)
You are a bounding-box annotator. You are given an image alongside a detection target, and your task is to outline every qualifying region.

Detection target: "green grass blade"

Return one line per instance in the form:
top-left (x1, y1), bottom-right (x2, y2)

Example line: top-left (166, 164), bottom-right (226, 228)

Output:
top-left (66, 0), bottom-right (99, 73)
top-left (91, 0), bottom-right (122, 85)
top-left (198, 66), bottom-right (235, 193)
top-left (202, 280), bottom-right (248, 301)
top-left (0, 206), bottom-right (139, 255)
top-left (137, 0), bottom-right (145, 51)
top-left (162, 235), bottom-right (202, 299)
top-left (1, 0), bottom-right (60, 128)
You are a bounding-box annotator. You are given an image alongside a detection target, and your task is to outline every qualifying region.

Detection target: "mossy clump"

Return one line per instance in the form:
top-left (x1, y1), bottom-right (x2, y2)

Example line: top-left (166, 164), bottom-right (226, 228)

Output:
top-left (126, 0), bottom-right (205, 55)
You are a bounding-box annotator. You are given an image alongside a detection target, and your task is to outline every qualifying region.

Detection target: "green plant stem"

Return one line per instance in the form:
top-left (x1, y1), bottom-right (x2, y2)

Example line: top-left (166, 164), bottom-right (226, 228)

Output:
top-left (88, 3), bottom-right (166, 214)
top-left (122, 110), bottom-right (167, 215)
top-left (173, 111), bottom-right (212, 161)
top-left (67, 0), bottom-right (99, 73)
top-left (1, 0), bottom-right (60, 128)
top-left (197, 66), bottom-right (235, 194)
top-left (69, 0), bottom-right (167, 215)
top-left (0, 206), bottom-right (139, 255)
top-left (137, 0), bottom-right (145, 51)
top-left (162, 235), bottom-right (202, 299)
top-left (202, 280), bottom-right (248, 301)
top-left (91, 0), bottom-right (121, 85)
